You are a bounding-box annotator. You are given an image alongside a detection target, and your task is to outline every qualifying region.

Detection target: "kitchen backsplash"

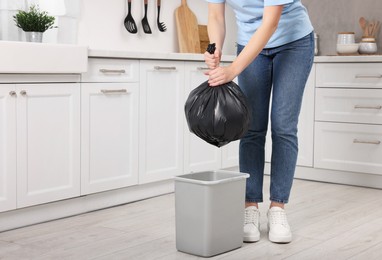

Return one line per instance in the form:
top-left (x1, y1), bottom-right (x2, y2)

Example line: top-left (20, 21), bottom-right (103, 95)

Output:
top-left (1, 0), bottom-right (381, 56)
top-left (76, 0), bottom-right (237, 55)
top-left (303, 0), bottom-right (382, 55)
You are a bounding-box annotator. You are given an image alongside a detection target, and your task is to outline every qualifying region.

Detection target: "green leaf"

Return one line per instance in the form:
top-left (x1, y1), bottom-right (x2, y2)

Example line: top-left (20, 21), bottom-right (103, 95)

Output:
top-left (13, 4), bottom-right (57, 32)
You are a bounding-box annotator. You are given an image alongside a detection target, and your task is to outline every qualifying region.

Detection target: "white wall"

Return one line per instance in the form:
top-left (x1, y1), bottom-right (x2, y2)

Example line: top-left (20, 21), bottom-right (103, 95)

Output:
top-left (0, 0), bottom-right (80, 44)
top-left (77, 0), bottom-right (237, 55)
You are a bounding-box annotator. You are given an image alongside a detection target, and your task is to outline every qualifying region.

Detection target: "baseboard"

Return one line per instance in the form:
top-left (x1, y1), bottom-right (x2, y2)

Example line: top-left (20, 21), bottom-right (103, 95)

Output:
top-left (265, 163), bottom-right (382, 189)
top-left (0, 179), bottom-right (174, 232)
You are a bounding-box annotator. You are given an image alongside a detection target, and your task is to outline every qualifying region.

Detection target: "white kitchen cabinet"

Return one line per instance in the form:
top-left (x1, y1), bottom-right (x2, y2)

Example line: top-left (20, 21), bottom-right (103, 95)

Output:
top-left (0, 85), bottom-right (17, 212)
top-left (81, 83), bottom-right (139, 194)
top-left (315, 88), bottom-right (382, 125)
top-left (314, 62), bottom-right (382, 176)
top-left (265, 65), bottom-right (315, 167)
top-left (314, 122), bottom-right (382, 175)
top-left (184, 62), bottom-right (222, 173)
top-left (295, 66), bottom-right (315, 167)
top-left (221, 140), bottom-right (240, 168)
top-left (139, 60), bottom-right (185, 183)
top-left (316, 63), bottom-right (382, 88)
top-left (16, 84), bottom-right (80, 208)
top-left (81, 58), bottom-right (139, 83)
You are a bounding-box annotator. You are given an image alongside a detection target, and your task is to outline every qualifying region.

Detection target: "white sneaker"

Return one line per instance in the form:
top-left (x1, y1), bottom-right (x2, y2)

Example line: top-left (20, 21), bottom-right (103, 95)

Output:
top-left (243, 206), bottom-right (260, 242)
top-left (267, 207), bottom-right (292, 243)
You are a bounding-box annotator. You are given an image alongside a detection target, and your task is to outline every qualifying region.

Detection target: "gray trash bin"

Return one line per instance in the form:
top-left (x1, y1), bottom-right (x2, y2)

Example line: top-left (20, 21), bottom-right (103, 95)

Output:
top-left (174, 170), bottom-right (249, 257)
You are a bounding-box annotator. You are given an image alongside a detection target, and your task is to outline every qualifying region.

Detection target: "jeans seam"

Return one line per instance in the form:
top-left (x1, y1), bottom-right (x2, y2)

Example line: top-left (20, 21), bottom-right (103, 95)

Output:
top-left (270, 197), bottom-right (289, 204)
top-left (246, 198), bottom-right (263, 203)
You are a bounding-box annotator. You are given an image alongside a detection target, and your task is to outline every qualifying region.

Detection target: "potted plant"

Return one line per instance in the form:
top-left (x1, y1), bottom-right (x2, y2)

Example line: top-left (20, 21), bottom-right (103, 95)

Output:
top-left (13, 4), bottom-right (56, 42)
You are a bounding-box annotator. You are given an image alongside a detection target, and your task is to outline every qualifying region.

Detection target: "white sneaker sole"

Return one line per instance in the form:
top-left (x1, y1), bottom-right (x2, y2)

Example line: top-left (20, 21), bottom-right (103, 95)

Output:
top-left (243, 234), bottom-right (260, 243)
top-left (268, 232), bottom-right (292, 243)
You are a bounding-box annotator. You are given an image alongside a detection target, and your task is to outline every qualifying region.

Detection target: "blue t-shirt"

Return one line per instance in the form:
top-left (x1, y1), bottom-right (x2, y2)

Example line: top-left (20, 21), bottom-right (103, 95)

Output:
top-left (206, 0), bottom-right (313, 48)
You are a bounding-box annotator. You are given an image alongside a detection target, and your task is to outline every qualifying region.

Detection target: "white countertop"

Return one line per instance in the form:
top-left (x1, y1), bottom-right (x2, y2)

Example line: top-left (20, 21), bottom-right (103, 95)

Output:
top-left (0, 41), bottom-right (88, 73)
top-left (314, 55), bottom-right (382, 63)
top-left (1, 41), bottom-right (381, 74)
top-left (89, 49), bottom-right (382, 63)
top-left (88, 49), bottom-right (237, 62)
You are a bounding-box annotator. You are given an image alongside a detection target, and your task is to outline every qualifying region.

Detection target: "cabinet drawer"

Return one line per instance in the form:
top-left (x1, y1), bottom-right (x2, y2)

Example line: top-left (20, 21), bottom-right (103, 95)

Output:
top-left (314, 122), bottom-right (382, 175)
top-left (316, 63), bottom-right (382, 88)
top-left (315, 88), bottom-right (382, 124)
top-left (82, 58), bottom-right (139, 82)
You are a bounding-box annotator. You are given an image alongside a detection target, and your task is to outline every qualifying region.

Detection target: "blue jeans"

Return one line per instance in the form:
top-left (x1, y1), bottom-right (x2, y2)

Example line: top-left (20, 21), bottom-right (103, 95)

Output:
top-left (238, 32), bottom-right (314, 204)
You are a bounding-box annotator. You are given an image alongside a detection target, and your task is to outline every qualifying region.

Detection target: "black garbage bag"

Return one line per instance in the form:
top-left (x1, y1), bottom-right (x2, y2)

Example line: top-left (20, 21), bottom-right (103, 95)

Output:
top-left (184, 44), bottom-right (251, 147)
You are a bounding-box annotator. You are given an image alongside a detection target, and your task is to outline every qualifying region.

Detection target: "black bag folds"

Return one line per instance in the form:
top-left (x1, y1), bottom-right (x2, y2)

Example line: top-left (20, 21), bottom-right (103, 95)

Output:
top-left (184, 43), bottom-right (251, 147)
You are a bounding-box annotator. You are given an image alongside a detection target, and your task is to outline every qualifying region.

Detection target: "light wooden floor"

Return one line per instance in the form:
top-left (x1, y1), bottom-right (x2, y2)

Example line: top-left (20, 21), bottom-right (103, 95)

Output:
top-left (1, 176), bottom-right (382, 260)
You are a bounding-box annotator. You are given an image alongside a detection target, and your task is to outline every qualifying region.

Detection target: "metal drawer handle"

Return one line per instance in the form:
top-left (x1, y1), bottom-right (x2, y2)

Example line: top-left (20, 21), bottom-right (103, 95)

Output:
top-left (353, 139), bottom-right (381, 145)
top-left (20, 90), bottom-right (27, 96)
top-left (101, 89), bottom-right (128, 94)
top-left (9, 91), bottom-right (17, 97)
top-left (197, 67), bottom-right (210, 71)
top-left (99, 69), bottom-right (126, 74)
top-left (354, 105), bottom-right (382, 110)
top-left (154, 66), bottom-right (176, 71)
top-left (355, 74), bottom-right (382, 79)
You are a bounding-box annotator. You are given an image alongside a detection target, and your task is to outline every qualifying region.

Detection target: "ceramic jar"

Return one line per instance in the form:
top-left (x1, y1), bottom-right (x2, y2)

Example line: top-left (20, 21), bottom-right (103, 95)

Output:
top-left (359, 38), bottom-right (378, 54)
top-left (337, 32), bottom-right (355, 44)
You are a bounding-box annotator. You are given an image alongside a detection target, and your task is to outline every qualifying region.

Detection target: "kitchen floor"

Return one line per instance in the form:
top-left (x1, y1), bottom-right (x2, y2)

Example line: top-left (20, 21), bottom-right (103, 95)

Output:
top-left (1, 176), bottom-right (382, 260)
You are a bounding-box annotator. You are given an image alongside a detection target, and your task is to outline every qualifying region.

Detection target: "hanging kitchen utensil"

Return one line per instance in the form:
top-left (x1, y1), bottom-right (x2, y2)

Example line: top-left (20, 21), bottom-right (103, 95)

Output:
top-left (142, 0), bottom-right (152, 34)
top-left (175, 0), bottom-right (201, 53)
top-left (157, 0), bottom-right (166, 32)
top-left (124, 0), bottom-right (138, 33)
top-left (359, 17), bottom-right (367, 37)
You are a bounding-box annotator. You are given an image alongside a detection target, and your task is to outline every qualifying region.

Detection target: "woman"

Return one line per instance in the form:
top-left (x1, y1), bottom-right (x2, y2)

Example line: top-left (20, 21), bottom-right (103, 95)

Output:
top-left (204, 0), bottom-right (314, 243)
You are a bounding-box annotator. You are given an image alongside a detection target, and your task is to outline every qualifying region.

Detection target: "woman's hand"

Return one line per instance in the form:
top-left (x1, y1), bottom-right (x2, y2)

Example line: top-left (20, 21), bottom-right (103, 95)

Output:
top-left (204, 48), bottom-right (222, 69)
top-left (206, 65), bottom-right (236, 87)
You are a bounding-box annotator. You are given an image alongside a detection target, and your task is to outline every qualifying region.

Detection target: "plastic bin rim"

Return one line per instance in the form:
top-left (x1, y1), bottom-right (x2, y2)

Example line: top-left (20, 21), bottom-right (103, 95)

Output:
top-left (174, 170), bottom-right (250, 186)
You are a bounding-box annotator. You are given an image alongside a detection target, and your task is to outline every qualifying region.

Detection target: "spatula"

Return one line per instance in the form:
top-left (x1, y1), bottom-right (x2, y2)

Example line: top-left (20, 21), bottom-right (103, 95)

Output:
top-left (142, 0), bottom-right (152, 34)
top-left (157, 0), bottom-right (166, 32)
top-left (124, 0), bottom-right (137, 33)
top-left (368, 22), bottom-right (374, 38)
top-left (359, 17), bottom-right (367, 37)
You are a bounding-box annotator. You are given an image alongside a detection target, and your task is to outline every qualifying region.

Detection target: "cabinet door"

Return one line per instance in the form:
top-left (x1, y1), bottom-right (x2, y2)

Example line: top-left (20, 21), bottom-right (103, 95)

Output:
top-left (0, 85), bottom-right (17, 212)
top-left (184, 62), bottom-right (222, 173)
top-left (296, 66), bottom-right (315, 167)
top-left (81, 83), bottom-right (139, 194)
top-left (221, 140), bottom-right (240, 169)
top-left (16, 84), bottom-right (80, 208)
top-left (139, 60), bottom-right (185, 183)
top-left (315, 122), bottom-right (382, 175)
top-left (265, 66), bottom-right (315, 167)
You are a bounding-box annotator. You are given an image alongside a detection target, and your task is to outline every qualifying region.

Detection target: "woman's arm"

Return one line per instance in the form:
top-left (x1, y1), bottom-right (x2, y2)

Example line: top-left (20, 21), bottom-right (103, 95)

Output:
top-left (204, 3), bottom-right (226, 69)
top-left (208, 5), bottom-right (283, 86)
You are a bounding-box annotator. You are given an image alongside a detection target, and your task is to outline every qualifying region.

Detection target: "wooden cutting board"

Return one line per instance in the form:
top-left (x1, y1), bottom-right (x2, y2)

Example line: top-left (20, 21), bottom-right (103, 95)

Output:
top-left (175, 0), bottom-right (201, 53)
top-left (198, 25), bottom-right (209, 54)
